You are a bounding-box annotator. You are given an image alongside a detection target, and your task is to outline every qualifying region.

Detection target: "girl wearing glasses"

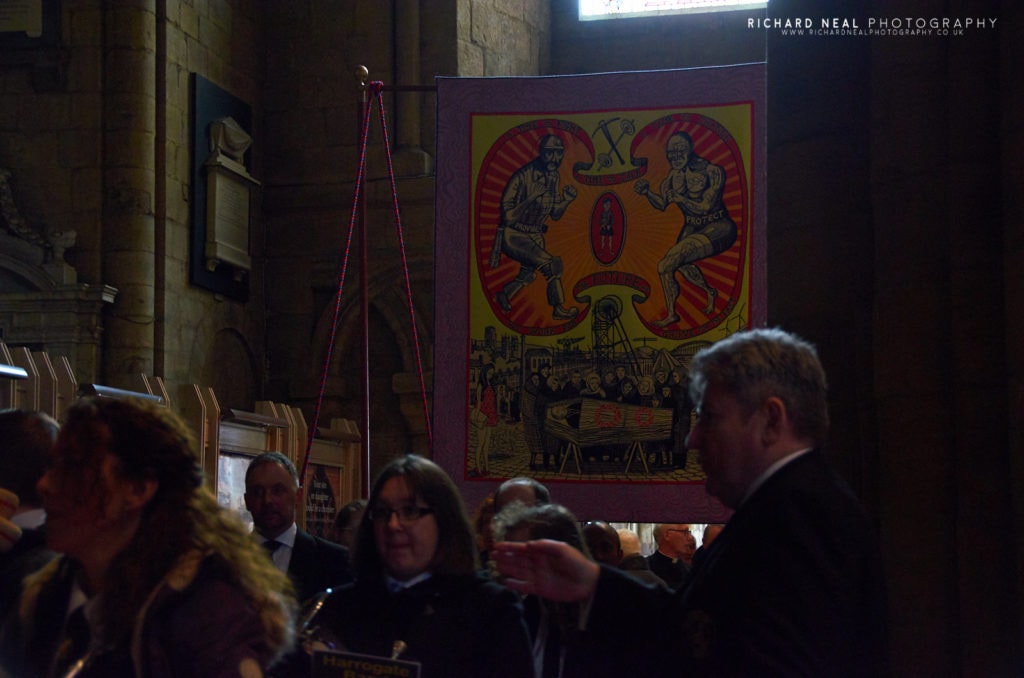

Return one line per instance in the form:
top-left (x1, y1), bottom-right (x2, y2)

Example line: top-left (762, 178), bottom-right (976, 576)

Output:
top-left (311, 454), bottom-right (533, 677)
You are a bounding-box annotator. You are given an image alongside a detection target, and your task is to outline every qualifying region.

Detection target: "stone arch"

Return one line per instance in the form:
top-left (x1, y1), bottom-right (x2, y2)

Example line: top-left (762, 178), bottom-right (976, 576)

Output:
top-left (0, 251), bottom-right (56, 293)
top-left (310, 260), bottom-right (434, 378)
top-left (308, 259), bottom-right (434, 457)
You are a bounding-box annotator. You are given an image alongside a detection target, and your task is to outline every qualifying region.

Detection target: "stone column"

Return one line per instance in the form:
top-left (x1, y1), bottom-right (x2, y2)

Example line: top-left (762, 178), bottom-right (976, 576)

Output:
top-left (101, 0), bottom-right (157, 387)
top-left (392, 0), bottom-right (432, 176)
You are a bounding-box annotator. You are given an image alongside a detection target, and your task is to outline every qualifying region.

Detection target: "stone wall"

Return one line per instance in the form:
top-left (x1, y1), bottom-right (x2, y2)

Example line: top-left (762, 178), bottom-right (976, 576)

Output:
top-left (0, 0), bottom-right (266, 407)
top-left (158, 0), bottom-right (265, 410)
top-left (0, 0), bottom-right (110, 381)
top-left (457, 0), bottom-right (549, 76)
top-left (0, 1), bottom-right (104, 283)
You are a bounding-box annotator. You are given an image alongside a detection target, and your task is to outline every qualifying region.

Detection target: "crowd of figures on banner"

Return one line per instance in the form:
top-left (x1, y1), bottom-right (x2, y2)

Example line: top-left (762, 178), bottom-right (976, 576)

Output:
top-left (469, 344), bottom-right (700, 477)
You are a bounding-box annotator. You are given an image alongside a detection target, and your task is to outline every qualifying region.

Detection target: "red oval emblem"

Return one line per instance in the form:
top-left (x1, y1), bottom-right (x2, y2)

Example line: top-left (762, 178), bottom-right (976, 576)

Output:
top-left (590, 191), bottom-right (626, 265)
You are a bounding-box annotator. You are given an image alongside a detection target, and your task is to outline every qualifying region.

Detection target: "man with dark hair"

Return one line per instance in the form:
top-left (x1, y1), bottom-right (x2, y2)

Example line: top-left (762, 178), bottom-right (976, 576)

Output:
top-left (494, 328), bottom-right (889, 676)
top-left (244, 451), bottom-right (352, 604)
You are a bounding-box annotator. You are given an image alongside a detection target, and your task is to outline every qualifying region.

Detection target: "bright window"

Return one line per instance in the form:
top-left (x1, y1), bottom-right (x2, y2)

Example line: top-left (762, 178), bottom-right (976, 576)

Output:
top-left (580, 0), bottom-right (768, 21)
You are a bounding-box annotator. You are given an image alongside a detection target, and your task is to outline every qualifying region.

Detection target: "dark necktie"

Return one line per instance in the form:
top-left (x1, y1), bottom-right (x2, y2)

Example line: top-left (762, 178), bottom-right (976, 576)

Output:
top-left (263, 540), bottom-right (281, 555)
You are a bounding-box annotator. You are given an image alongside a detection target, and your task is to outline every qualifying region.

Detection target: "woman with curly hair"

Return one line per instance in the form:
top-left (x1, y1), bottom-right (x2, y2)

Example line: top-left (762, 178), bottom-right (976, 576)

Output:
top-left (311, 454), bottom-right (533, 677)
top-left (0, 396), bottom-right (296, 677)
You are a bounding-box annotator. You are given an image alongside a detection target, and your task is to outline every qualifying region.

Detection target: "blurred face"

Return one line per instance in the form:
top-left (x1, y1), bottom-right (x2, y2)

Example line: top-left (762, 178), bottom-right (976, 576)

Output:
top-left (686, 381), bottom-right (764, 509)
top-left (245, 462), bottom-right (297, 539)
top-left (372, 476), bottom-right (439, 581)
top-left (37, 435), bottom-right (135, 562)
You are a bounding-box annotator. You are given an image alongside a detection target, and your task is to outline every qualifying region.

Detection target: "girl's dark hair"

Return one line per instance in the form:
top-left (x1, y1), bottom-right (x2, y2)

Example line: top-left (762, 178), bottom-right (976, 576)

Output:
top-left (352, 454), bottom-right (478, 578)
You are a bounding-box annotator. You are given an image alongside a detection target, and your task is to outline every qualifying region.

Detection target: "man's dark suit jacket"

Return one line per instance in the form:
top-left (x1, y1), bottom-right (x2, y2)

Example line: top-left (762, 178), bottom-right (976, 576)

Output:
top-left (287, 528), bottom-right (352, 604)
top-left (267, 529), bottom-right (353, 678)
top-left (590, 451), bottom-right (889, 677)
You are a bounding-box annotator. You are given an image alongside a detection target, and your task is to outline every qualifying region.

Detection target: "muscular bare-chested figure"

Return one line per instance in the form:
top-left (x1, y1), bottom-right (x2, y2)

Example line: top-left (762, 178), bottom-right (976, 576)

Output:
top-left (634, 131), bottom-right (737, 326)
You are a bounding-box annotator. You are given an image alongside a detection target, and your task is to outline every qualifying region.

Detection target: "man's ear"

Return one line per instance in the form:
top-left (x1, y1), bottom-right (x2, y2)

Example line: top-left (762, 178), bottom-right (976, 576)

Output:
top-left (761, 396), bottom-right (786, 445)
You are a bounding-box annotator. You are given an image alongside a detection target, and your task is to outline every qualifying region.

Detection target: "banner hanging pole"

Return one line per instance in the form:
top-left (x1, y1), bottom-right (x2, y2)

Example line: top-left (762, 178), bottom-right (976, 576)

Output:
top-left (356, 65), bottom-right (371, 498)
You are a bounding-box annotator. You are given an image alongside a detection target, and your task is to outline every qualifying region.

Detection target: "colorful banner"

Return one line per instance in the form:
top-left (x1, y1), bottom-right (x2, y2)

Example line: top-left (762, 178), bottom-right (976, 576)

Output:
top-left (434, 65), bottom-right (765, 522)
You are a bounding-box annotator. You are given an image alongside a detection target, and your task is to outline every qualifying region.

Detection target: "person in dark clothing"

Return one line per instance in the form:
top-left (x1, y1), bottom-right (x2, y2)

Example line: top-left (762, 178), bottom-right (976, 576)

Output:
top-left (0, 409), bottom-right (59, 614)
top-left (245, 452), bottom-right (352, 604)
top-left (0, 397), bottom-right (295, 678)
top-left (645, 523), bottom-right (691, 590)
top-left (497, 504), bottom-right (639, 678)
top-left (616, 528), bottom-right (667, 589)
top-left (311, 455), bottom-right (533, 678)
top-left (493, 328), bottom-right (890, 677)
